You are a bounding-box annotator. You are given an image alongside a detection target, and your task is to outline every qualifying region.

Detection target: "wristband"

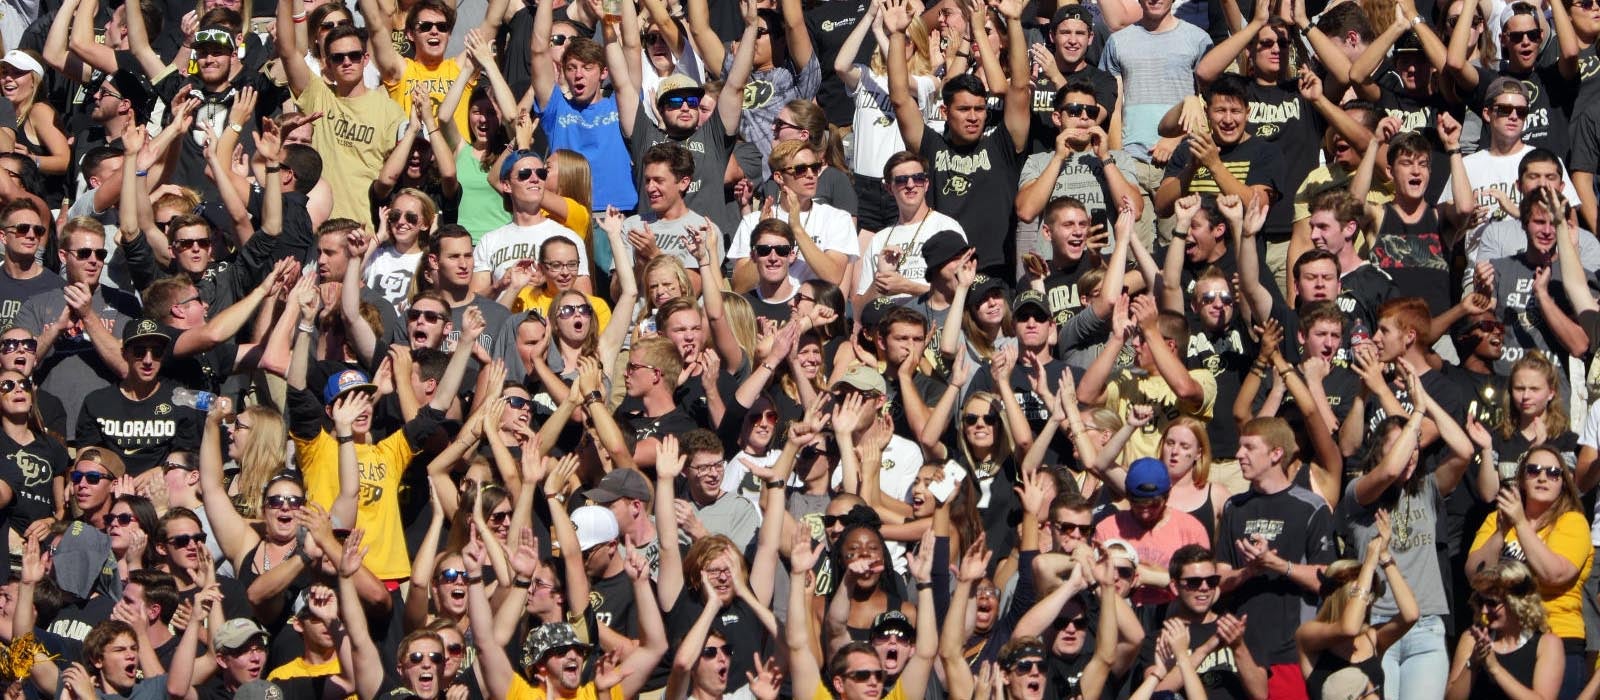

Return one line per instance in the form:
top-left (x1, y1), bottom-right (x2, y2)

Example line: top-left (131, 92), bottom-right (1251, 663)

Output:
top-left (297, 323), bottom-right (315, 334)
top-left (464, 573), bottom-right (484, 585)
top-left (513, 578), bottom-right (533, 588)
top-left (336, 433), bottom-right (355, 444)
top-left (264, 165), bottom-right (282, 173)
top-left (916, 580), bottom-right (934, 591)
top-left (291, 11), bottom-right (308, 21)
top-left (135, 170), bottom-right (148, 177)
top-left (764, 479), bottom-right (786, 489)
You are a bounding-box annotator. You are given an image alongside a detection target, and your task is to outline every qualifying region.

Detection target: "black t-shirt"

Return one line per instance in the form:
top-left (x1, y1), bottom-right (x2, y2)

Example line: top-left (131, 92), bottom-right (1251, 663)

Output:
top-left (152, 70), bottom-right (289, 202)
top-left (1186, 326), bottom-right (1253, 456)
top-left (1027, 65), bottom-right (1119, 153)
top-left (0, 430), bottom-right (67, 538)
top-left (1469, 63), bottom-right (1575, 156)
top-left (1213, 486), bottom-right (1338, 665)
top-left (663, 588), bottom-right (773, 685)
top-left (590, 571), bottom-right (638, 637)
top-left (919, 127), bottom-right (1024, 271)
top-left (742, 290), bottom-right (793, 325)
top-left (1163, 137), bottom-right (1291, 237)
top-left (806, 0), bottom-right (875, 127)
top-left (156, 324), bottom-right (233, 394)
top-left (73, 382), bottom-right (202, 475)
top-left (1245, 80), bottom-right (1323, 202)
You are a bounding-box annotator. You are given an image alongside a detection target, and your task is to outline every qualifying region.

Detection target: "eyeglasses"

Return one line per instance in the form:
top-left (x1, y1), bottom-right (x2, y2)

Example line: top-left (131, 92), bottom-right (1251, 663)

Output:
top-left (98, 85), bottom-right (123, 100)
top-left (689, 460), bottom-right (726, 473)
top-left (962, 411), bottom-right (1000, 427)
top-left (407, 308), bottom-right (447, 323)
top-left (1200, 290), bottom-right (1234, 304)
top-left (1178, 575), bottom-right (1221, 590)
top-left (772, 117), bottom-right (803, 134)
top-left (843, 669), bottom-right (885, 683)
top-left (436, 568), bottom-right (470, 583)
top-left (488, 510), bottom-right (512, 524)
top-left (873, 629), bottom-right (908, 642)
top-left (557, 303), bottom-right (594, 318)
top-left (1057, 102), bottom-right (1100, 119)
top-left (662, 94), bottom-right (701, 110)
top-left (328, 49), bottom-right (366, 65)
top-left (542, 260), bottom-right (580, 272)
top-left (550, 34), bottom-right (572, 45)
top-left (505, 395), bottom-right (533, 410)
top-left (1060, 615), bottom-right (1090, 630)
top-left (320, 18), bottom-right (353, 30)
top-left (103, 513), bottom-right (135, 527)
top-left (1115, 565), bottom-right (1137, 579)
top-left (1492, 103), bottom-right (1530, 118)
top-left (976, 585), bottom-right (1001, 597)
top-left (1524, 463), bottom-right (1564, 480)
top-left (1007, 659), bottom-right (1044, 674)
top-left (6, 223), bottom-right (44, 237)
top-left (70, 471), bottom-right (112, 485)
top-left (1052, 521), bottom-right (1093, 536)
top-left (388, 210), bottom-right (420, 225)
top-left (167, 533), bottom-right (207, 548)
top-left (515, 167), bottom-right (548, 182)
top-left (70, 248), bottom-right (108, 261)
top-left (627, 361), bottom-right (660, 374)
top-left (754, 244), bottom-right (794, 257)
top-left (1505, 28), bottom-right (1542, 44)
top-left (172, 237), bottom-right (212, 251)
top-left (408, 651), bottom-right (445, 664)
top-left (0, 378), bottom-right (33, 393)
top-left (700, 644), bottom-right (729, 659)
top-left (783, 162), bottom-right (823, 177)
top-left (265, 494), bottom-right (306, 510)
top-left (446, 643), bottom-right (464, 656)
top-left (0, 339), bottom-right (35, 354)
top-left (890, 172), bottom-right (929, 186)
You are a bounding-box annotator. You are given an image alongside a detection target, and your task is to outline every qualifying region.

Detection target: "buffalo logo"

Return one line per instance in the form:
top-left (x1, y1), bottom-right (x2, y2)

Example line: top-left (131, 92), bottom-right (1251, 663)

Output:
top-left (13, 449), bottom-right (49, 487)
top-left (742, 80), bottom-right (776, 110)
top-left (1521, 80), bottom-right (1540, 106)
top-left (359, 482), bottom-right (384, 506)
top-left (154, 403), bottom-right (171, 415)
top-left (1255, 123), bottom-right (1280, 138)
top-left (942, 175), bottom-right (971, 196)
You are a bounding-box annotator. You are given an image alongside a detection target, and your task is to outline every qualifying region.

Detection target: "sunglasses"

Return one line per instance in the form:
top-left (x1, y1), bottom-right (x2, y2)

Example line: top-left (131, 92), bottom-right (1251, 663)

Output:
top-left (751, 408), bottom-right (778, 423)
top-left (1015, 309), bottom-right (1051, 324)
top-left (70, 471), bottom-right (112, 485)
top-left (328, 49), bottom-right (365, 64)
top-left (627, 361), bottom-right (660, 374)
top-left (6, 223), bottom-right (44, 237)
top-left (407, 308), bottom-right (447, 323)
top-left (154, 219), bottom-right (175, 233)
top-left (167, 533), bottom-right (208, 548)
top-left (890, 172), bottom-right (929, 186)
top-left (1052, 521), bottom-right (1093, 536)
top-left (756, 26), bottom-right (771, 37)
top-left (1057, 102), bottom-right (1101, 119)
top-left (772, 117), bottom-right (802, 134)
top-left (103, 513), bottom-right (135, 527)
top-left (963, 411), bottom-right (1000, 427)
top-left (515, 166), bottom-right (548, 182)
top-left (487, 510), bottom-right (512, 524)
top-left (822, 514), bottom-right (846, 527)
top-left (414, 20), bottom-right (452, 32)
top-left (436, 568), bottom-right (472, 583)
top-left (1007, 659), bottom-right (1044, 674)
top-left (172, 237), bottom-right (212, 251)
top-left (388, 210), bottom-right (420, 225)
top-left (0, 378), bottom-right (33, 393)
top-left (124, 343), bottom-right (162, 359)
top-left (1115, 565), bottom-right (1137, 579)
top-left (265, 494), bottom-right (306, 510)
top-left (1577, 0), bottom-right (1599, 7)
top-left (662, 94), bottom-right (702, 110)
top-left (1492, 103), bottom-right (1530, 118)
top-left (0, 338), bottom-right (36, 354)
top-left (557, 303), bottom-right (594, 318)
top-left (873, 629), bottom-right (908, 642)
top-left (784, 162), bottom-right (823, 177)
top-left (1060, 615), bottom-right (1090, 630)
top-left (446, 643), bottom-right (465, 656)
top-left (505, 395), bottom-right (533, 410)
top-left (754, 244), bottom-right (794, 257)
top-left (320, 18), bottom-right (353, 30)
top-left (1446, 14), bottom-right (1486, 28)
top-left (1525, 463), bottom-right (1564, 480)
top-left (1254, 37), bottom-right (1279, 49)
top-left (70, 248), bottom-right (109, 261)
top-left (1475, 595), bottom-right (1505, 609)
top-left (194, 28), bottom-right (232, 45)
top-left (1200, 290), bottom-right (1234, 304)
top-left (1506, 28), bottom-right (1542, 43)
top-left (550, 34), bottom-right (572, 45)
top-left (844, 669), bottom-right (885, 683)
top-left (1178, 575), bottom-right (1221, 590)
top-left (408, 651), bottom-right (445, 664)
top-left (700, 644), bottom-right (729, 659)
top-left (643, 30), bottom-right (664, 44)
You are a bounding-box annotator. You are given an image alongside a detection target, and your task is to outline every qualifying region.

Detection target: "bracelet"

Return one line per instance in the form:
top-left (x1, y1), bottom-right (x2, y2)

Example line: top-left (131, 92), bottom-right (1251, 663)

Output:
top-left (464, 573), bottom-right (484, 585)
top-left (135, 170), bottom-right (148, 177)
top-left (1379, 557), bottom-right (1396, 568)
top-left (1277, 366), bottom-right (1294, 377)
top-left (336, 433), bottom-right (355, 444)
top-left (1281, 560), bottom-right (1293, 575)
top-left (764, 479), bottom-right (786, 489)
top-left (916, 580), bottom-right (934, 591)
top-left (264, 165), bottom-right (282, 173)
top-left (297, 323), bottom-right (315, 334)
top-left (291, 11), bottom-right (308, 21)
top-left (1445, 147), bottom-right (1462, 155)
top-left (513, 578), bottom-right (533, 588)
top-left (761, 362), bottom-right (778, 372)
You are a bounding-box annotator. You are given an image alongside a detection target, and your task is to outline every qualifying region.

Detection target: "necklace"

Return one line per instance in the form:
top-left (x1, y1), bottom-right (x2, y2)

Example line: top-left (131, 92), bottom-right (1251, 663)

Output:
top-left (895, 211), bottom-right (931, 273)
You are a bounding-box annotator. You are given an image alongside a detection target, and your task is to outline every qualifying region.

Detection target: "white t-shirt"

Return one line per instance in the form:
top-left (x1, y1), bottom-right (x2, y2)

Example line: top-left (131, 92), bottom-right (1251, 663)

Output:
top-left (363, 246), bottom-right (422, 308)
top-left (855, 211), bottom-right (966, 296)
top-left (1440, 143), bottom-right (1580, 261)
top-left (725, 448), bottom-right (780, 513)
top-left (729, 203), bottom-right (858, 284)
top-left (849, 68), bottom-right (935, 178)
top-left (473, 219), bottom-right (590, 283)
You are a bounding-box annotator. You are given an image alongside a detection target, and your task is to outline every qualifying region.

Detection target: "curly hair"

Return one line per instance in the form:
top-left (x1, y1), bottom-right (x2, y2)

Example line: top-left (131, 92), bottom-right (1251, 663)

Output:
top-left (1470, 559), bottom-right (1547, 633)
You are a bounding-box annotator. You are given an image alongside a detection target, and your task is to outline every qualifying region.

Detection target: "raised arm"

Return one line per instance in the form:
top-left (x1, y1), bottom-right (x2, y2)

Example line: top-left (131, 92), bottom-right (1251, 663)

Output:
top-left (721, 0), bottom-right (760, 135)
top-left (121, 0), bottom-right (169, 79)
top-left (1196, 0), bottom-right (1266, 85)
top-left (654, 436), bottom-right (687, 608)
top-left (778, 0), bottom-right (814, 69)
top-left (199, 399), bottom-right (261, 570)
top-left (276, 0), bottom-right (312, 95)
top-left (357, 0), bottom-right (407, 84)
top-left (884, 0), bottom-right (924, 152)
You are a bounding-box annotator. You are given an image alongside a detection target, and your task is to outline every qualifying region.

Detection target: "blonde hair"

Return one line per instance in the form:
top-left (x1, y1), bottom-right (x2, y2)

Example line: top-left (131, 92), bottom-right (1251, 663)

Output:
top-left (550, 150), bottom-right (592, 211)
top-left (1470, 560), bottom-right (1547, 633)
top-left (684, 534), bottom-right (747, 598)
top-left (641, 256), bottom-right (693, 319)
top-left (1500, 351), bottom-right (1569, 440)
top-left (1162, 417), bottom-right (1214, 487)
top-left (871, 15), bottom-right (934, 77)
top-left (232, 406), bottom-right (288, 518)
top-left (720, 292), bottom-right (758, 360)
top-left (1314, 559), bottom-right (1384, 624)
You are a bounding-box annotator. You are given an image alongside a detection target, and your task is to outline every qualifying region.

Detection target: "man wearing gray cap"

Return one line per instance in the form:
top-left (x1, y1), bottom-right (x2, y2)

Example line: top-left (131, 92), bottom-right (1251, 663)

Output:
top-left (585, 468), bottom-right (661, 578)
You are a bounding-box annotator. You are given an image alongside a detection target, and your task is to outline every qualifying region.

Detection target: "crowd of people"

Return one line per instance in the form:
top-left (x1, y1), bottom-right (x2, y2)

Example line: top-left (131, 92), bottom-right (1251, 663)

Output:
top-left (1, 0), bottom-right (1600, 694)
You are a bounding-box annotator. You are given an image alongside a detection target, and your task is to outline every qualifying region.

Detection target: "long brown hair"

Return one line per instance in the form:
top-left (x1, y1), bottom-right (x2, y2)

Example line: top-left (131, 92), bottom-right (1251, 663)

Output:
top-left (1518, 445), bottom-right (1583, 533)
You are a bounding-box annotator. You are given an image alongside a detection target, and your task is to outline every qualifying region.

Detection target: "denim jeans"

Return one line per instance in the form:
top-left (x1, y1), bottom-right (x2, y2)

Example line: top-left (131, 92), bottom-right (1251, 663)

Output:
top-left (1380, 614), bottom-right (1450, 700)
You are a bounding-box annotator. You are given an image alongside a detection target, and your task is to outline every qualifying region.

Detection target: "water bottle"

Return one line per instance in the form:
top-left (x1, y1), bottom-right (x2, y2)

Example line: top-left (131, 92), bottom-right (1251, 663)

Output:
top-left (172, 388), bottom-right (217, 411)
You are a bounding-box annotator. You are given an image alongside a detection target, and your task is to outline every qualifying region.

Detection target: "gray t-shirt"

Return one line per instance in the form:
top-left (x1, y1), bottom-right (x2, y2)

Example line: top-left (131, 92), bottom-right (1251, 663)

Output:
top-left (629, 102), bottom-right (742, 238)
top-left (1099, 20), bottom-right (1212, 157)
top-left (618, 210), bottom-right (716, 272)
top-left (1474, 218), bottom-right (1600, 270)
top-left (1018, 150), bottom-right (1113, 224)
top-left (17, 284), bottom-right (140, 440)
top-left (1337, 475), bottom-right (1450, 618)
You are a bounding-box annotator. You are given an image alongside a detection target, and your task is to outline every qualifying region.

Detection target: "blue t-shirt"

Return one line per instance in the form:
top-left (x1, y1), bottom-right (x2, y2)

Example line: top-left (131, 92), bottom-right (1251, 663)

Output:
top-left (538, 90), bottom-right (638, 211)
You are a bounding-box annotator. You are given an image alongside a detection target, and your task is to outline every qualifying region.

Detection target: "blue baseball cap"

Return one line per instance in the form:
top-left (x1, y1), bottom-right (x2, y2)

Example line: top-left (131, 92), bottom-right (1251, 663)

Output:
top-left (1126, 457), bottom-right (1171, 498)
top-left (498, 149), bottom-right (544, 182)
top-left (323, 369), bottom-right (376, 404)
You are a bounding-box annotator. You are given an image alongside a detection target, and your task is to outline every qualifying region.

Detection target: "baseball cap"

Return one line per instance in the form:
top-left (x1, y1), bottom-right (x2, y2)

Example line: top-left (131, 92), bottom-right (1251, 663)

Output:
top-left (861, 296), bottom-right (900, 332)
top-left (871, 610), bottom-right (915, 637)
top-left (1011, 289), bottom-right (1049, 316)
top-left (920, 230), bottom-right (972, 274)
top-left (0, 51), bottom-right (42, 77)
top-left (104, 72), bottom-right (158, 122)
top-left (1393, 31), bottom-right (1423, 53)
top-left (498, 148), bottom-right (544, 182)
top-left (967, 275), bottom-right (1009, 308)
top-left (1126, 457), bottom-right (1172, 498)
top-left (76, 446), bottom-right (126, 478)
top-left (121, 318), bottom-right (170, 348)
top-left (215, 618), bottom-right (269, 653)
top-left (584, 468), bottom-right (652, 503)
top-left (322, 369), bottom-right (377, 404)
top-left (833, 365), bottom-right (887, 395)
top-left (1052, 4), bottom-right (1094, 31)
top-left (656, 73), bottom-right (702, 101)
top-left (193, 24), bottom-right (237, 48)
top-left (571, 505), bottom-right (619, 551)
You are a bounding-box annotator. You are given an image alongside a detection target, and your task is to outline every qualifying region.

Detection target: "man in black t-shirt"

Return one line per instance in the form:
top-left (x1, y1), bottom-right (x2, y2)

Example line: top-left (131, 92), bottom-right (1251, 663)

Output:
top-left (74, 319), bottom-right (200, 476)
top-left (1137, 545), bottom-right (1269, 700)
top-left (1448, 2), bottom-right (1578, 155)
top-left (1156, 75), bottom-right (1289, 244)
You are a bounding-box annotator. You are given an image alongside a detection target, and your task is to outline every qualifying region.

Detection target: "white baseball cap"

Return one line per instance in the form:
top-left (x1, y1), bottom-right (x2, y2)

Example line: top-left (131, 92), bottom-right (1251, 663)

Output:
top-left (0, 51), bottom-right (43, 77)
top-left (571, 505), bottom-right (619, 552)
